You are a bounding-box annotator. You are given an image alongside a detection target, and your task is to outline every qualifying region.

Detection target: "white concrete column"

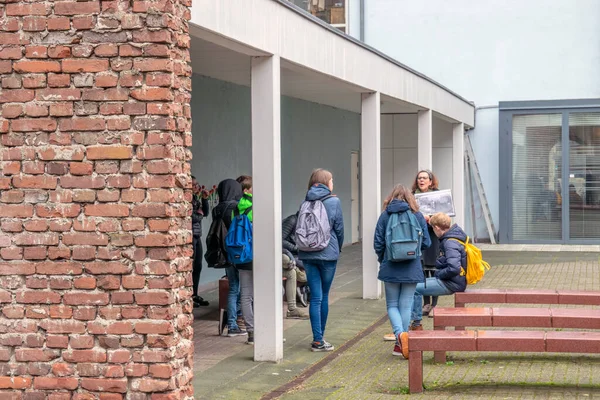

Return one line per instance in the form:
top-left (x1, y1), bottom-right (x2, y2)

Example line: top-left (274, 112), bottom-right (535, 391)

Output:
top-left (251, 55), bottom-right (282, 362)
top-left (418, 109), bottom-right (433, 170)
top-left (361, 92), bottom-right (381, 299)
top-left (452, 123), bottom-right (465, 228)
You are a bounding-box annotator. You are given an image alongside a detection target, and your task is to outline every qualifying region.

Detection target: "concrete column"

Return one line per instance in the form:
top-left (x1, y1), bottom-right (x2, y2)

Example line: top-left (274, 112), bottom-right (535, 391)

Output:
top-left (251, 55), bottom-right (283, 362)
top-left (418, 110), bottom-right (433, 170)
top-left (361, 92), bottom-right (381, 299)
top-left (453, 123), bottom-right (465, 227)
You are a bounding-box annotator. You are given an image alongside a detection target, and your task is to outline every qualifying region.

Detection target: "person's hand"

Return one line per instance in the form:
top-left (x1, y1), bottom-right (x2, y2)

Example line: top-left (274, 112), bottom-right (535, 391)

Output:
top-left (201, 189), bottom-right (209, 199)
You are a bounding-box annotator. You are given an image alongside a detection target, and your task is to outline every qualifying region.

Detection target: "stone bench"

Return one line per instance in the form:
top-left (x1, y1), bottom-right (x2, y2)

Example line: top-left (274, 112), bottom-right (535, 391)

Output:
top-left (454, 289), bottom-right (600, 307)
top-left (408, 330), bottom-right (600, 393)
top-left (432, 306), bottom-right (600, 362)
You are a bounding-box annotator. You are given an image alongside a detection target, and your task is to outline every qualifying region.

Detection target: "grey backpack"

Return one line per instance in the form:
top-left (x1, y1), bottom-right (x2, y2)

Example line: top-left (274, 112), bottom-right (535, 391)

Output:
top-left (295, 195), bottom-right (332, 252)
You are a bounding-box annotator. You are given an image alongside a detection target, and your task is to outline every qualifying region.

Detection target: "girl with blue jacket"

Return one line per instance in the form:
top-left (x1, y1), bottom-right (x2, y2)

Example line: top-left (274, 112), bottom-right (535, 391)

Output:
top-left (298, 169), bottom-right (344, 352)
top-left (374, 184), bottom-right (430, 359)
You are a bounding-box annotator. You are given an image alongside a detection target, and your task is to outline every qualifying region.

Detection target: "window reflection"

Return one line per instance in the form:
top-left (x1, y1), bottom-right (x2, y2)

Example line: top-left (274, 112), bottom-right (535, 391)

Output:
top-left (287, 0), bottom-right (347, 32)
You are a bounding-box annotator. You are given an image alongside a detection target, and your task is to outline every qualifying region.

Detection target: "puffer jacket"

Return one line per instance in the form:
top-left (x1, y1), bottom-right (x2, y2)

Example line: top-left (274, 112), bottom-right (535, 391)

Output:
top-left (435, 224), bottom-right (468, 293)
top-left (298, 184), bottom-right (344, 262)
top-left (192, 194), bottom-right (209, 237)
top-left (374, 200), bottom-right (431, 284)
top-left (282, 213), bottom-right (298, 254)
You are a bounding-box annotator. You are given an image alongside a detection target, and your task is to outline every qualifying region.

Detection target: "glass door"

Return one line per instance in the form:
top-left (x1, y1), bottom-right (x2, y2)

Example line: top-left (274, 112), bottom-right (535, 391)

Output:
top-left (511, 114), bottom-right (563, 241)
top-left (568, 112), bottom-right (600, 240)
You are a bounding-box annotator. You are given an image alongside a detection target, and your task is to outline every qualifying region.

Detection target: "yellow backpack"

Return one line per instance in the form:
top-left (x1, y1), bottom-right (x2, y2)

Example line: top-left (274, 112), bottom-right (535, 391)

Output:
top-left (449, 236), bottom-right (490, 285)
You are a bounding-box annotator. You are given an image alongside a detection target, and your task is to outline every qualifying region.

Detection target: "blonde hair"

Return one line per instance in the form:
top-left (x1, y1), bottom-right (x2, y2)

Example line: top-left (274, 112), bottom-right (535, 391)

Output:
top-left (382, 184), bottom-right (419, 212)
top-left (308, 168), bottom-right (333, 190)
top-left (429, 213), bottom-right (451, 230)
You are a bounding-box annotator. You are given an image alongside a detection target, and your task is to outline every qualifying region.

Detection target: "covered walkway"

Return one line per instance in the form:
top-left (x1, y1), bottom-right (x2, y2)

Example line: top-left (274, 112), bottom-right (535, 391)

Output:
top-left (189, 0), bottom-right (475, 362)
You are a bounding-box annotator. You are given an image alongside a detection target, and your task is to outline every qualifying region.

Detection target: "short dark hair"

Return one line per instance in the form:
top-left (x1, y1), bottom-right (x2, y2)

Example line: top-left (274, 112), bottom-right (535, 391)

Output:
top-left (236, 175), bottom-right (252, 191)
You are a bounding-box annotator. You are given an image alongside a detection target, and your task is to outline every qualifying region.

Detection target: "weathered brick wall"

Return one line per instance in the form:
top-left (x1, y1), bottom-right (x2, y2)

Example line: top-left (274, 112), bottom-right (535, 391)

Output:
top-left (0, 0), bottom-right (194, 398)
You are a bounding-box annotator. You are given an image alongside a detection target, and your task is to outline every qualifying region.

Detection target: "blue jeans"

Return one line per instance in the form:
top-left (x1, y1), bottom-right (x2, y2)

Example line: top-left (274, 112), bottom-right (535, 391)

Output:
top-left (384, 282), bottom-right (417, 336)
top-left (411, 278), bottom-right (453, 323)
top-left (225, 266), bottom-right (241, 329)
top-left (304, 260), bottom-right (337, 343)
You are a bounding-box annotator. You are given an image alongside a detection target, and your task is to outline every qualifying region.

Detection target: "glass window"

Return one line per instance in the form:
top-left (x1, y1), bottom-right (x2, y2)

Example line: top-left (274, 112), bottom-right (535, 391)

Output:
top-left (512, 114), bottom-right (562, 240)
top-left (286, 0), bottom-right (347, 32)
top-left (568, 112), bottom-right (600, 239)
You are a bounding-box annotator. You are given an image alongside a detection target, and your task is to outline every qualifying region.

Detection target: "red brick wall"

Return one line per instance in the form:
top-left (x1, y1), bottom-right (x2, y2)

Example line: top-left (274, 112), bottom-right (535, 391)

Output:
top-left (0, 0), bottom-right (194, 398)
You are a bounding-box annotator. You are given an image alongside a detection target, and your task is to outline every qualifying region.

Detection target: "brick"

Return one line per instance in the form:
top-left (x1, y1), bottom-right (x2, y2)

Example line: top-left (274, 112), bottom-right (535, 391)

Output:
top-left (23, 220), bottom-right (48, 232)
top-left (131, 88), bottom-right (173, 101)
top-left (48, 17), bottom-right (71, 31)
top-left (62, 59), bottom-right (109, 73)
top-left (84, 204), bottom-right (129, 217)
top-left (36, 89), bottom-right (81, 101)
top-left (24, 247), bottom-right (47, 260)
top-left (64, 292), bottom-right (109, 306)
top-left (25, 104), bottom-right (49, 117)
top-left (1, 190), bottom-right (24, 203)
top-left (47, 335), bottom-right (69, 348)
top-left (81, 378), bottom-right (127, 393)
top-left (48, 74), bottom-right (71, 88)
top-left (48, 46), bottom-right (71, 59)
top-left (47, 220), bottom-right (72, 232)
top-left (49, 102), bottom-right (74, 116)
top-left (59, 117), bottom-right (106, 131)
top-left (73, 307), bottom-right (97, 321)
top-left (23, 74), bottom-right (47, 88)
top-left (23, 161), bottom-right (45, 175)
top-left (119, 45), bottom-right (143, 57)
top-left (134, 59), bottom-right (171, 72)
top-left (2, 104), bottom-right (23, 119)
top-left (87, 145), bottom-right (133, 160)
top-left (97, 190), bottom-right (120, 202)
top-left (60, 175), bottom-right (105, 189)
top-left (14, 61), bottom-right (60, 73)
top-left (73, 15), bottom-right (95, 30)
top-left (16, 291), bottom-right (61, 304)
top-left (23, 17), bottom-right (47, 32)
top-left (33, 377), bottom-right (79, 390)
top-left (134, 321), bottom-right (173, 335)
top-left (13, 232), bottom-right (59, 246)
top-left (62, 232), bottom-right (108, 246)
top-left (0, 89), bottom-right (35, 103)
top-left (54, 1), bottom-right (101, 15)
top-left (52, 362), bottom-right (75, 377)
top-left (85, 262), bottom-right (132, 275)
top-left (95, 44), bottom-right (119, 57)
top-left (11, 118), bottom-right (57, 132)
top-left (0, 376), bottom-right (32, 389)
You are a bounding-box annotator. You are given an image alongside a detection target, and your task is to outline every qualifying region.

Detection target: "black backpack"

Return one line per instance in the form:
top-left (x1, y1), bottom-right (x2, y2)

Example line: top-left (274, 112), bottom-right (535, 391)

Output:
top-left (204, 203), bottom-right (236, 268)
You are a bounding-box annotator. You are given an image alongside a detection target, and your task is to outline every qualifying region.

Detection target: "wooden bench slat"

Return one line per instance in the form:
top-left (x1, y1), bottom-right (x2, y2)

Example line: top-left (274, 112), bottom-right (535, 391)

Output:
top-left (408, 330), bottom-right (475, 351)
top-left (546, 331), bottom-right (600, 353)
top-left (492, 307), bottom-right (552, 327)
top-left (550, 309), bottom-right (600, 329)
top-left (455, 289), bottom-right (600, 307)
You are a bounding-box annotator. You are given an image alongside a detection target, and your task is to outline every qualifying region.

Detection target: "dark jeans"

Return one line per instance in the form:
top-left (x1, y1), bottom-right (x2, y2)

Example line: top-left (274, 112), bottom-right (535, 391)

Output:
top-left (422, 267), bottom-right (438, 307)
top-left (192, 235), bottom-right (203, 297)
top-left (304, 259), bottom-right (337, 343)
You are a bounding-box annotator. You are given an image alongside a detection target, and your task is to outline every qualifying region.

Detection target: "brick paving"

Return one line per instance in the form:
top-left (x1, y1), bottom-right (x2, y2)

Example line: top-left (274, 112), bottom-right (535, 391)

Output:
top-left (193, 245), bottom-right (600, 399)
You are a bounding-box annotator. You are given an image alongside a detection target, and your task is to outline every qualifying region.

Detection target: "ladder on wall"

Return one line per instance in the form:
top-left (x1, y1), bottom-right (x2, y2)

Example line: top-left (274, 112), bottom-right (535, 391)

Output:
top-left (465, 135), bottom-right (497, 244)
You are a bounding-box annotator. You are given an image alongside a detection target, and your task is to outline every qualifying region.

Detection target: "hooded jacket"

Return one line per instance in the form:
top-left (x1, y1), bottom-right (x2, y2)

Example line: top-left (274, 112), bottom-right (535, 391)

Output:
top-left (212, 179), bottom-right (242, 230)
top-left (298, 184), bottom-right (344, 262)
top-left (434, 224), bottom-right (468, 293)
top-left (374, 200), bottom-right (431, 284)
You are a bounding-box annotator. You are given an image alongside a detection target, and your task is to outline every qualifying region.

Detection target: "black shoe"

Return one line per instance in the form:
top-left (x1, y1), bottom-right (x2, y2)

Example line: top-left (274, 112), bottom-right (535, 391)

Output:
top-left (227, 327), bottom-right (247, 337)
top-left (193, 295), bottom-right (209, 307)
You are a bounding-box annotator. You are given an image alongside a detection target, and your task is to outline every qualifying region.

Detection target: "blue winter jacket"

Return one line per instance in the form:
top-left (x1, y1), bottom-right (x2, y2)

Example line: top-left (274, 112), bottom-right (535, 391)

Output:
top-left (374, 200), bottom-right (431, 284)
top-left (298, 184), bottom-right (344, 262)
top-left (434, 224), bottom-right (468, 293)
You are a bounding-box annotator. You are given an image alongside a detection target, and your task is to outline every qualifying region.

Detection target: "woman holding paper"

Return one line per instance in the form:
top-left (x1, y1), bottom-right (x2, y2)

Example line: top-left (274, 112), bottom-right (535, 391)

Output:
top-left (411, 170), bottom-right (441, 318)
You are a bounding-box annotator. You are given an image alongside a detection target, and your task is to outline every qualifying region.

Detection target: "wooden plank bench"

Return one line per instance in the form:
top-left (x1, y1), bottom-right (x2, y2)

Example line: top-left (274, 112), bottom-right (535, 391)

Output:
top-left (408, 330), bottom-right (600, 393)
top-left (454, 289), bottom-right (600, 308)
top-left (432, 306), bottom-right (600, 362)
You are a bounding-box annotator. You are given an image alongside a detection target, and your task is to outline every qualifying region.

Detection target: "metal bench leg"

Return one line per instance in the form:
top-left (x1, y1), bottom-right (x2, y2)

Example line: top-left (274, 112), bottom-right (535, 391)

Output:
top-left (409, 350), bottom-right (424, 394)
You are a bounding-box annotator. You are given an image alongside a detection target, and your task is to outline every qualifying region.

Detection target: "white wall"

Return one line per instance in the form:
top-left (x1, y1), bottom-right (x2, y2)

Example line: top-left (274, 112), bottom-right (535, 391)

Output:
top-left (191, 75), bottom-right (360, 285)
top-left (363, 0), bottom-right (600, 105)
top-left (380, 114), bottom-right (454, 205)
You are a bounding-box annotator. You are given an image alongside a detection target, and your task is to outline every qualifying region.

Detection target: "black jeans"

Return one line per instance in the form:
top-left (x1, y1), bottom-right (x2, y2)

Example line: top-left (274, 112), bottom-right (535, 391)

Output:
top-left (192, 235), bottom-right (203, 297)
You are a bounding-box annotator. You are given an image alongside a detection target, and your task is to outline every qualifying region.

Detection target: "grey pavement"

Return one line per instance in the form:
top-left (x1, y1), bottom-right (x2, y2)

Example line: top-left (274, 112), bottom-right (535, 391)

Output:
top-left (193, 245), bottom-right (600, 399)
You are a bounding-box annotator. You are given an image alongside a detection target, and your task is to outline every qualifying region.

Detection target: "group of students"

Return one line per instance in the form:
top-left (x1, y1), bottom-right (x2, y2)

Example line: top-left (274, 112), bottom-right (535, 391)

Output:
top-left (191, 167), bottom-right (468, 354)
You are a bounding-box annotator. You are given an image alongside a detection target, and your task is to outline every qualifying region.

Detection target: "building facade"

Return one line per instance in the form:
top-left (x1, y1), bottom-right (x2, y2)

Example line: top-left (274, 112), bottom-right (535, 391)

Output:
top-left (347, 0), bottom-right (600, 243)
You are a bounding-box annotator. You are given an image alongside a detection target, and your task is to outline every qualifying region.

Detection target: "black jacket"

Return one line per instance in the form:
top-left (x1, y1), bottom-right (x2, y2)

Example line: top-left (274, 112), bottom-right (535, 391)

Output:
top-left (282, 213), bottom-right (298, 254)
top-left (192, 195), bottom-right (209, 237)
top-left (435, 224), bottom-right (468, 293)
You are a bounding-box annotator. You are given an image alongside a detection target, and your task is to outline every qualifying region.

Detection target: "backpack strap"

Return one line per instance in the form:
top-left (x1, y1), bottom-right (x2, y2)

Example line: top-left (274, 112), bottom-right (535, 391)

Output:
top-left (320, 195), bottom-right (333, 202)
top-left (234, 206), bottom-right (252, 217)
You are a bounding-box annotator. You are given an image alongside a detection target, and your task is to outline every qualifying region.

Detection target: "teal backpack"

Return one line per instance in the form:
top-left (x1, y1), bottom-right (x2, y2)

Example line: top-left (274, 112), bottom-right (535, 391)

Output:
top-left (384, 211), bottom-right (422, 262)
